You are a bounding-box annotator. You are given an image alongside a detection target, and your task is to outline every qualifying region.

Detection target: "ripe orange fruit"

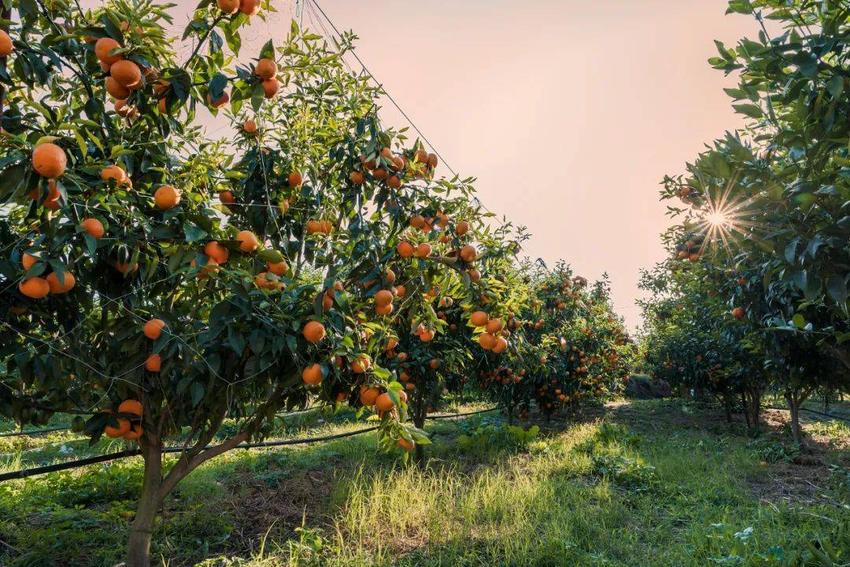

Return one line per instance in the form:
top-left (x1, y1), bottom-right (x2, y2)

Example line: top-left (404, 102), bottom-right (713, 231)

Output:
top-left (359, 386), bottom-right (381, 406)
top-left (154, 185), bottom-right (181, 210)
top-left (387, 175), bottom-right (401, 189)
top-left (105, 417), bottom-right (131, 438)
top-left (302, 363), bottom-right (323, 385)
top-left (239, 0), bottom-right (260, 15)
top-left (375, 289), bottom-right (394, 307)
top-left (456, 220), bottom-right (469, 236)
top-left (460, 245), bottom-right (477, 262)
top-left (419, 328), bottom-right (435, 342)
top-left (207, 91), bottom-right (229, 108)
top-left (123, 425), bottom-right (144, 441)
top-left (262, 78), bottom-right (279, 98)
top-left (22, 253), bottom-right (39, 270)
top-left (288, 170), bottom-right (302, 187)
top-left (427, 153), bottom-right (438, 168)
top-left (397, 241), bottom-right (414, 258)
top-left (409, 215), bottom-right (425, 229)
top-left (731, 307), bottom-right (745, 320)
top-left (118, 400), bottom-right (143, 416)
top-left (376, 302), bottom-right (394, 316)
top-left (101, 164), bottom-right (130, 186)
top-left (485, 318), bottom-right (503, 334)
top-left (95, 37), bottom-right (122, 65)
top-left (394, 284), bottom-right (406, 297)
top-left (106, 76), bottom-right (130, 99)
top-left (204, 241), bottom-right (230, 264)
top-left (19, 277), bottom-right (50, 299)
top-left (114, 99), bottom-right (134, 117)
top-left (144, 318), bottom-right (165, 340)
top-left (242, 119), bottom-right (258, 134)
top-left (219, 190), bottom-right (235, 204)
top-left (114, 261), bottom-right (139, 275)
top-left (303, 320), bottom-right (326, 343)
top-left (32, 143), bottom-right (67, 178)
top-left (470, 311), bottom-right (488, 327)
top-left (144, 354), bottom-right (161, 372)
top-left (385, 337), bottom-right (398, 351)
top-left (267, 260), bottom-right (288, 276)
top-left (375, 393), bottom-right (395, 413)
top-left (153, 79), bottom-right (171, 96)
top-left (217, 0), bottom-right (239, 13)
top-left (350, 171), bottom-right (364, 185)
top-left (372, 168), bottom-right (388, 181)
top-left (0, 30), bottom-right (12, 57)
top-left (478, 332), bottom-right (496, 350)
top-left (384, 268), bottom-right (396, 283)
top-left (492, 337), bottom-right (508, 354)
top-left (415, 243), bottom-right (432, 258)
top-left (46, 271), bottom-right (75, 294)
top-left (468, 269), bottom-right (481, 282)
top-left (193, 257), bottom-right (221, 279)
top-left (255, 58), bottom-right (277, 80)
top-left (351, 354), bottom-right (371, 374)
top-left (429, 358), bottom-right (440, 369)
top-left (110, 59), bottom-right (142, 88)
top-left (236, 230), bottom-right (259, 252)
top-left (397, 437), bottom-right (414, 451)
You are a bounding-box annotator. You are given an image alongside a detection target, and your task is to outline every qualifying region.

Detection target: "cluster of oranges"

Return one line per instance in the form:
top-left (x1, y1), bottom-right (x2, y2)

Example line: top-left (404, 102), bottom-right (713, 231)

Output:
top-left (374, 288), bottom-right (395, 316)
top-left (676, 237), bottom-right (703, 262)
top-left (18, 253), bottom-right (76, 299)
top-left (216, 0), bottom-right (260, 17)
top-left (305, 219), bottom-right (334, 235)
top-left (143, 318), bottom-right (166, 372)
top-left (359, 385), bottom-right (407, 417)
top-left (103, 399), bottom-right (144, 440)
top-left (470, 310), bottom-right (509, 354)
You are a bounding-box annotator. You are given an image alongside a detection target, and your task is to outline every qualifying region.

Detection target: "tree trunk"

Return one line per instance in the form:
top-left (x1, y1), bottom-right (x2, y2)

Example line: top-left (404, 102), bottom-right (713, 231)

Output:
top-left (413, 400), bottom-right (426, 464)
top-left (784, 389), bottom-right (805, 449)
top-left (722, 392), bottom-right (733, 424)
top-left (127, 438), bottom-right (163, 567)
top-left (748, 389), bottom-right (761, 435)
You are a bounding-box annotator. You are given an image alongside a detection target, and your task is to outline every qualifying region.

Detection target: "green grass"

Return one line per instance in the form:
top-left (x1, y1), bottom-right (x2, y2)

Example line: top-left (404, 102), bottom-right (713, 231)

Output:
top-left (1, 400), bottom-right (848, 566)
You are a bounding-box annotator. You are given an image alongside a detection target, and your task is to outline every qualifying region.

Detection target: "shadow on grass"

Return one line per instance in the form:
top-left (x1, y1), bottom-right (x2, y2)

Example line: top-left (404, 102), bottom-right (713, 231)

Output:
top-left (1, 401), bottom-right (848, 566)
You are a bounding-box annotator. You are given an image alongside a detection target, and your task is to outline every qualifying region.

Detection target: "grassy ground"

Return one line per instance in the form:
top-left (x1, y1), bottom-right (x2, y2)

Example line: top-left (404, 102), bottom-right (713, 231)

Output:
top-left (0, 399), bottom-right (848, 566)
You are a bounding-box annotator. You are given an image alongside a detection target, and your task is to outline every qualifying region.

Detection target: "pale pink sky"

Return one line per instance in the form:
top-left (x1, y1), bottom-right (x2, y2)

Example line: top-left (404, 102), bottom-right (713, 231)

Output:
top-left (160, 0), bottom-right (756, 328)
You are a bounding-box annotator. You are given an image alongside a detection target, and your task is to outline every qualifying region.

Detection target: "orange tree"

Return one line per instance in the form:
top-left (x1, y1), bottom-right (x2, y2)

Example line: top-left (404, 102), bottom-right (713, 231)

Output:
top-left (0, 2), bottom-right (501, 564)
top-left (639, 235), bottom-right (771, 431)
top-left (474, 260), bottom-right (632, 421)
top-left (655, 1), bottom-right (850, 428)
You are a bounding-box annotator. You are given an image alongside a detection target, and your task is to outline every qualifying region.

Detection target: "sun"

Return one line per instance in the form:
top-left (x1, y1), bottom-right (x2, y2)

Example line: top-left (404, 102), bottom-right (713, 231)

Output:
top-left (706, 210), bottom-right (730, 228)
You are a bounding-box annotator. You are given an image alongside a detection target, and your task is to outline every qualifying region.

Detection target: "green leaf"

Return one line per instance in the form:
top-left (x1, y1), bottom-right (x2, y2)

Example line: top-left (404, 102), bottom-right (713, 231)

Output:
top-left (183, 222), bottom-right (208, 243)
top-left (732, 103), bottom-right (762, 119)
top-left (259, 39), bottom-right (274, 59)
top-left (190, 382), bottom-right (205, 407)
top-left (258, 249), bottom-right (284, 263)
top-left (827, 74), bottom-right (844, 99)
top-left (826, 275), bottom-right (847, 304)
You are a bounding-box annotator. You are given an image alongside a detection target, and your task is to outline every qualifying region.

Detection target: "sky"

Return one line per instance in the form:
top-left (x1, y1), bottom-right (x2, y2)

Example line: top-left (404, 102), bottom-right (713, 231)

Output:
top-left (162, 0), bottom-right (760, 330)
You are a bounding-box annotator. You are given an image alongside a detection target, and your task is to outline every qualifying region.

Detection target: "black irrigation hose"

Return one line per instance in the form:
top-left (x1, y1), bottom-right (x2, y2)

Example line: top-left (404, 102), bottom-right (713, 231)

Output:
top-left (764, 405), bottom-right (850, 424)
top-left (426, 407), bottom-right (499, 420)
top-left (0, 408), bottom-right (500, 482)
top-left (0, 448), bottom-right (142, 481)
top-left (0, 406), bottom-right (321, 440)
top-left (0, 426), bottom-right (67, 438)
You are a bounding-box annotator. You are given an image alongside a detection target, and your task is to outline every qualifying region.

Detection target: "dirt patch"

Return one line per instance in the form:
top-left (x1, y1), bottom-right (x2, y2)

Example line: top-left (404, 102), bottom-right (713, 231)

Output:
top-left (220, 463), bottom-right (340, 553)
